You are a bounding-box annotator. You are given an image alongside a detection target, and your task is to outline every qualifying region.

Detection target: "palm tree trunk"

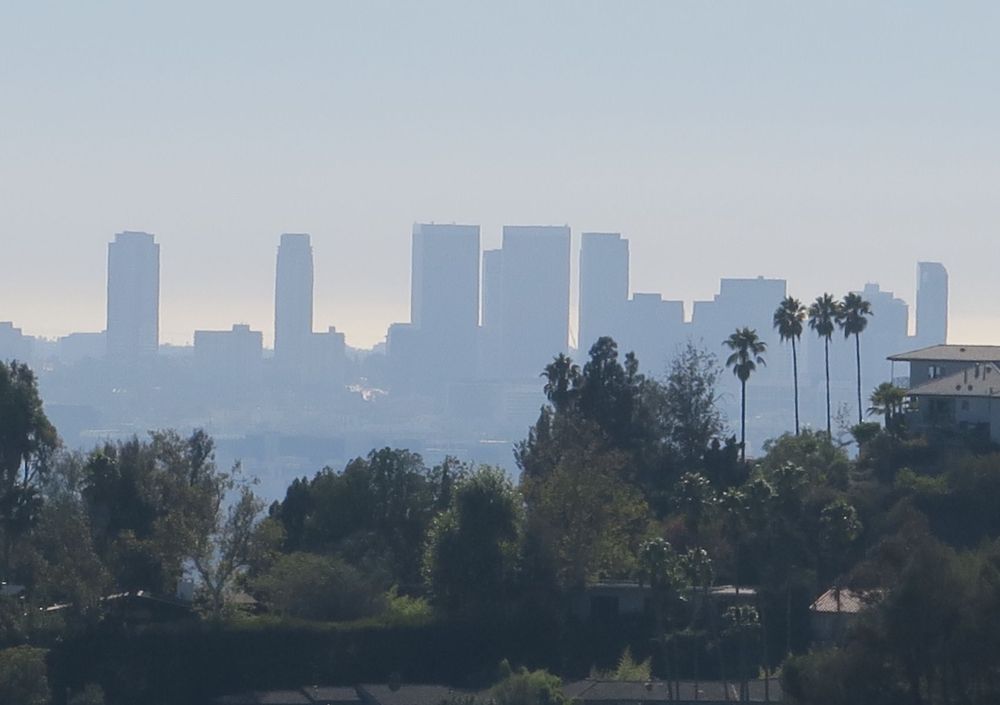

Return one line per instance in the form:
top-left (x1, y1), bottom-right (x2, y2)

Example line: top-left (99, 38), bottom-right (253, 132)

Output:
top-left (855, 333), bottom-right (863, 425)
top-left (824, 339), bottom-right (832, 438)
top-left (792, 337), bottom-right (800, 436)
top-left (740, 380), bottom-right (747, 462)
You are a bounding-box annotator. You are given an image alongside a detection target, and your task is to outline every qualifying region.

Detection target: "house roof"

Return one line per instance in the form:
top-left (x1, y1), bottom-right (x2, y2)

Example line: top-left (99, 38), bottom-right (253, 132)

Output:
top-left (303, 687), bottom-right (362, 704)
top-left (358, 684), bottom-right (475, 705)
top-left (906, 364), bottom-right (1000, 399)
top-left (564, 679), bottom-right (781, 703)
top-left (888, 344), bottom-right (1000, 363)
top-left (810, 588), bottom-right (880, 614)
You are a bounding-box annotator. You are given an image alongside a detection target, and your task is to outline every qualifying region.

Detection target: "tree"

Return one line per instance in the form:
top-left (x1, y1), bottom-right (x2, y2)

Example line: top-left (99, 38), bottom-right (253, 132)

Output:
top-left (82, 430), bottom-right (233, 594)
top-left (490, 664), bottom-right (569, 705)
top-left (724, 328), bottom-right (767, 462)
top-left (774, 296), bottom-right (807, 436)
top-left (809, 294), bottom-right (841, 438)
top-left (0, 646), bottom-right (50, 705)
top-left (837, 293), bottom-right (874, 425)
top-left (542, 353), bottom-right (580, 413)
top-left (252, 552), bottom-right (386, 621)
top-left (662, 342), bottom-right (725, 468)
top-left (521, 432), bottom-right (650, 589)
top-left (0, 361), bottom-right (58, 574)
top-left (819, 498), bottom-right (862, 636)
top-left (423, 466), bottom-right (520, 615)
top-left (192, 479), bottom-right (267, 616)
top-left (868, 382), bottom-right (906, 434)
top-left (638, 538), bottom-right (688, 697)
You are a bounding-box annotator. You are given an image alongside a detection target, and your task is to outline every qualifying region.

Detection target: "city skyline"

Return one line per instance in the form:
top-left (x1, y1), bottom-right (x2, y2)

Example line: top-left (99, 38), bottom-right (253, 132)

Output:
top-left (0, 225), bottom-right (970, 351)
top-left (4, 3), bottom-right (999, 348)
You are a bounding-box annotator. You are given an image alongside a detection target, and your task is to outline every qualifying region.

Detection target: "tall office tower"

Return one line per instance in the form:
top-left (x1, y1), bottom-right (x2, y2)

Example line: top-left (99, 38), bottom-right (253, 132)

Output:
top-left (408, 223), bottom-right (481, 386)
top-left (579, 232), bottom-right (629, 353)
top-left (500, 225), bottom-right (571, 380)
top-left (106, 231), bottom-right (159, 360)
top-left (274, 233), bottom-right (314, 362)
top-left (479, 249), bottom-right (504, 378)
top-left (916, 262), bottom-right (948, 346)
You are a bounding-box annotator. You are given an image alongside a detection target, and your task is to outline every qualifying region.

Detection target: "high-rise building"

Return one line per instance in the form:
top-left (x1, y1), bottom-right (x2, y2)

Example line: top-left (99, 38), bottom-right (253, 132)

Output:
top-left (916, 262), bottom-right (948, 346)
top-left (274, 233), bottom-right (314, 363)
top-left (579, 232), bottom-right (629, 353)
top-left (499, 225), bottom-right (571, 379)
top-left (479, 248), bottom-right (504, 378)
top-left (399, 223), bottom-right (481, 389)
top-left (106, 231), bottom-right (159, 360)
top-left (0, 322), bottom-right (32, 363)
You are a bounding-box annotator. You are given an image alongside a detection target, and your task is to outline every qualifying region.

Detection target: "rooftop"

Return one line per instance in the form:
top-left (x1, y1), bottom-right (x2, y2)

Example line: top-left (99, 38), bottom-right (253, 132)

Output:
top-left (565, 679), bottom-right (781, 703)
top-left (810, 588), bottom-right (881, 614)
top-left (888, 344), bottom-right (1000, 363)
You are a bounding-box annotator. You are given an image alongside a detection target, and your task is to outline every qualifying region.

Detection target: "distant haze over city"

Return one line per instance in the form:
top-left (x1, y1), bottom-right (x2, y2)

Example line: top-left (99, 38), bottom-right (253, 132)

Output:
top-left (3, 2), bottom-right (999, 348)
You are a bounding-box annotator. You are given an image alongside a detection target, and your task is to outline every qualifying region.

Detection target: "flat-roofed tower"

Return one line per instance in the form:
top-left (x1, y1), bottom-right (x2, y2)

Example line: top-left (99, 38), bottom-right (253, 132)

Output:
top-left (106, 231), bottom-right (159, 360)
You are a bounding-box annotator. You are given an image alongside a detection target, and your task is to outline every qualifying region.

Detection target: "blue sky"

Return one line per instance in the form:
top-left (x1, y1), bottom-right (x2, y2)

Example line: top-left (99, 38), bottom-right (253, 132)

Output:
top-left (2, 1), bottom-right (999, 347)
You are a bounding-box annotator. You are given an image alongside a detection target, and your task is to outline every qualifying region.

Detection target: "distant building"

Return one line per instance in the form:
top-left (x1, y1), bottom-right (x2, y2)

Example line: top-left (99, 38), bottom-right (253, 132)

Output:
top-left (194, 324), bottom-right (264, 385)
top-left (479, 248), bottom-right (504, 377)
top-left (0, 322), bottom-right (32, 363)
top-left (499, 225), bottom-right (571, 380)
top-left (56, 331), bottom-right (106, 364)
top-left (915, 262), bottom-right (948, 347)
top-left (810, 588), bottom-right (880, 645)
top-left (620, 294), bottom-right (686, 371)
top-left (409, 223), bottom-right (480, 385)
top-left (579, 232), bottom-right (629, 353)
top-left (274, 233), bottom-right (314, 365)
top-left (106, 231), bottom-right (159, 360)
top-left (889, 344), bottom-right (1000, 442)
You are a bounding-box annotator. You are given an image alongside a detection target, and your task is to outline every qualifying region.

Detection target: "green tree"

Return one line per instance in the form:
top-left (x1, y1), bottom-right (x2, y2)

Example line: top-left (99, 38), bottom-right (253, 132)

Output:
top-left (638, 538), bottom-right (688, 698)
top-left (490, 664), bottom-right (569, 705)
top-left (0, 361), bottom-right (58, 574)
top-left (0, 646), bottom-right (50, 705)
top-left (252, 552), bottom-right (386, 621)
top-left (837, 292), bottom-right (874, 425)
top-left (192, 478), bottom-right (267, 616)
top-left (661, 342), bottom-right (725, 468)
top-left (774, 296), bottom-right (807, 436)
top-left (542, 353), bottom-right (580, 413)
top-left (423, 466), bottom-right (520, 615)
top-left (819, 498), bottom-right (862, 634)
top-left (81, 430), bottom-right (231, 594)
top-left (522, 433), bottom-right (650, 588)
top-left (868, 382), bottom-right (906, 434)
top-left (809, 294), bottom-right (841, 438)
top-left (724, 328), bottom-right (767, 462)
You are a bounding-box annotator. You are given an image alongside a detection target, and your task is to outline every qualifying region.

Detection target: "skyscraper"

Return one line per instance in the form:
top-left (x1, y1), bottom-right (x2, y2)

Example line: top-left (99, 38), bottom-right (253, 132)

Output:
top-left (579, 232), bottom-right (629, 353)
top-left (407, 223), bottom-right (480, 386)
top-left (274, 233), bottom-right (314, 362)
top-left (106, 231), bottom-right (159, 360)
top-left (499, 225), bottom-right (571, 380)
top-left (916, 261), bottom-right (948, 346)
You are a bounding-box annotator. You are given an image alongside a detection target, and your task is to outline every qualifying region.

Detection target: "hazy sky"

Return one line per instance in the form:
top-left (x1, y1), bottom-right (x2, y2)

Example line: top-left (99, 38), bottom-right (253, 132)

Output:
top-left (3, 2), bottom-right (999, 349)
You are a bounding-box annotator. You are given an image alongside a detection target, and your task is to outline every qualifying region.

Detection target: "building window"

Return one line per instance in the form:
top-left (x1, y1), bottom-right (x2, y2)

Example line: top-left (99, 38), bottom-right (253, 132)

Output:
top-left (929, 365), bottom-right (945, 379)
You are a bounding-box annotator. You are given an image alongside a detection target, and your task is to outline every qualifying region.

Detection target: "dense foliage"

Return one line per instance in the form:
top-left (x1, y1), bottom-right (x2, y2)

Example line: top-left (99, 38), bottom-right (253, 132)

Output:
top-left (2, 330), bottom-right (1000, 705)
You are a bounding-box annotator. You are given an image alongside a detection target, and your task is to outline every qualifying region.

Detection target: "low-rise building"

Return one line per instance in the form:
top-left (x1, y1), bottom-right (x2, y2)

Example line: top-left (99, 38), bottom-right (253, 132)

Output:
top-left (889, 345), bottom-right (1000, 442)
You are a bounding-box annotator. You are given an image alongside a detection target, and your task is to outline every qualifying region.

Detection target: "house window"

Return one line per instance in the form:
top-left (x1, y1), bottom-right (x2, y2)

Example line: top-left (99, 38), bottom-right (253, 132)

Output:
top-left (929, 365), bottom-right (945, 379)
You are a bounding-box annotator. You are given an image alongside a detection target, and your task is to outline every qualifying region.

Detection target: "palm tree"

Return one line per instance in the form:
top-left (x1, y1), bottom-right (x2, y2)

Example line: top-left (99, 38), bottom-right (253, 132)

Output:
top-left (808, 294), bottom-right (841, 438)
top-left (837, 292), bottom-right (874, 425)
top-left (773, 296), bottom-right (806, 436)
top-left (724, 328), bottom-right (767, 462)
top-left (868, 381), bottom-right (906, 433)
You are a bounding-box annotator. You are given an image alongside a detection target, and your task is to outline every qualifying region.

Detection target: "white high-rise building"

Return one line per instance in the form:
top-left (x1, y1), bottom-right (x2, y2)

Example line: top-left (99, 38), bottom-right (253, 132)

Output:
top-left (106, 231), bottom-right (159, 360)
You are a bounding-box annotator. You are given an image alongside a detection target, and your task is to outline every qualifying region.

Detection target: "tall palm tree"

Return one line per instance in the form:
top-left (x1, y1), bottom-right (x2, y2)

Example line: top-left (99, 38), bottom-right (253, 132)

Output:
top-left (724, 328), bottom-right (767, 462)
top-left (837, 292), bottom-right (874, 425)
top-left (773, 296), bottom-right (806, 436)
top-left (808, 294), bottom-right (840, 438)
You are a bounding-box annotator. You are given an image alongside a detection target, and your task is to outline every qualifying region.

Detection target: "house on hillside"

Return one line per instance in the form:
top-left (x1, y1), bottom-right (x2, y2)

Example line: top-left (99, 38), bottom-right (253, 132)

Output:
top-left (888, 345), bottom-right (1000, 442)
top-left (571, 581), bottom-right (757, 621)
top-left (809, 588), bottom-right (880, 644)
